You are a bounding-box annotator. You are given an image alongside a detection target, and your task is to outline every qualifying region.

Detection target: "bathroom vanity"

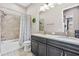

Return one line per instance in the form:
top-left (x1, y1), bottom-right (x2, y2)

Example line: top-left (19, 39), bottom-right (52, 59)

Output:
top-left (31, 34), bottom-right (79, 56)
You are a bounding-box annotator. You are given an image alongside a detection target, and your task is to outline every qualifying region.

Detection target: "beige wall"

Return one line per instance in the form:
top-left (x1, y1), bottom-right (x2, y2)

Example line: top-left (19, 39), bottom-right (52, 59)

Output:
top-left (0, 12), bottom-right (2, 41)
top-left (0, 3), bottom-right (26, 40)
top-left (40, 3), bottom-right (79, 35)
top-left (40, 5), bottom-right (63, 34)
top-left (64, 6), bottom-right (79, 36)
top-left (1, 15), bottom-right (20, 40)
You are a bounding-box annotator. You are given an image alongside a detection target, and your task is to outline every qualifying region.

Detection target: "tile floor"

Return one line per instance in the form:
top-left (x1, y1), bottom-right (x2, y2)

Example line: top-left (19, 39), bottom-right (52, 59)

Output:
top-left (1, 48), bottom-right (34, 56)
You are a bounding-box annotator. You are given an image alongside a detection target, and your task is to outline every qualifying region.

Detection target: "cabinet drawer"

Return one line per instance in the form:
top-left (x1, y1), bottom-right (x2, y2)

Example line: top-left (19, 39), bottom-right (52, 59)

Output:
top-left (31, 39), bottom-right (38, 56)
top-left (32, 36), bottom-right (46, 43)
top-left (47, 45), bottom-right (63, 56)
top-left (38, 37), bottom-right (46, 44)
top-left (64, 51), bottom-right (79, 56)
top-left (47, 39), bottom-right (63, 48)
top-left (47, 39), bottom-right (79, 53)
top-left (38, 42), bottom-right (46, 56)
top-left (31, 36), bottom-right (38, 41)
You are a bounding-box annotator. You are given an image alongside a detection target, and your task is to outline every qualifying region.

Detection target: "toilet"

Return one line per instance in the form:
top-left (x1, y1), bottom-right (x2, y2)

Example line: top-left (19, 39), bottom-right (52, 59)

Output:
top-left (23, 41), bottom-right (31, 51)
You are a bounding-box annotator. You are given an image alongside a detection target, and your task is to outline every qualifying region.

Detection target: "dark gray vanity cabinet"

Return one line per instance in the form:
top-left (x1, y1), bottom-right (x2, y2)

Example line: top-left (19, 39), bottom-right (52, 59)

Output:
top-left (31, 35), bottom-right (79, 56)
top-left (31, 39), bottom-right (38, 56)
top-left (38, 42), bottom-right (46, 56)
top-left (31, 36), bottom-right (46, 56)
top-left (47, 45), bottom-right (63, 56)
top-left (64, 51), bottom-right (78, 56)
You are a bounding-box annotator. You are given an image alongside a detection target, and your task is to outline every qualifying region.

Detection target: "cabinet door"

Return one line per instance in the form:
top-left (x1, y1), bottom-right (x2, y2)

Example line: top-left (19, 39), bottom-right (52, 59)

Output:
top-left (38, 42), bottom-right (46, 56)
top-left (47, 45), bottom-right (63, 56)
top-left (64, 51), bottom-right (79, 56)
top-left (31, 39), bottom-right (38, 56)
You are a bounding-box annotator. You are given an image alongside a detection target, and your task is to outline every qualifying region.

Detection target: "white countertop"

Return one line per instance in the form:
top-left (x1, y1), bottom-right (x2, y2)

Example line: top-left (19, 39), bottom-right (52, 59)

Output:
top-left (32, 33), bottom-right (79, 45)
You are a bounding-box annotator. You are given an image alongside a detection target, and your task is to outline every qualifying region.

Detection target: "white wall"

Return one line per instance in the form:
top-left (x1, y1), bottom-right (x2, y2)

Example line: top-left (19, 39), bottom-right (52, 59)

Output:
top-left (0, 3), bottom-right (26, 15)
top-left (26, 4), bottom-right (43, 33)
top-left (40, 3), bottom-right (79, 34)
top-left (40, 5), bottom-right (63, 33)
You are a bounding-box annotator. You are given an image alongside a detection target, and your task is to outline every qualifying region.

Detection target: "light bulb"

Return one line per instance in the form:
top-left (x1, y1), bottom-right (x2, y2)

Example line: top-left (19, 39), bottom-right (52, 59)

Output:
top-left (48, 3), bottom-right (54, 8)
top-left (40, 6), bottom-right (45, 11)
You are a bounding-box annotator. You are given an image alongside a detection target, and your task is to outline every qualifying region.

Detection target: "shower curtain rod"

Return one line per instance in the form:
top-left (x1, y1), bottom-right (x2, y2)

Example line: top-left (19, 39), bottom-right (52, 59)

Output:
top-left (0, 10), bottom-right (6, 16)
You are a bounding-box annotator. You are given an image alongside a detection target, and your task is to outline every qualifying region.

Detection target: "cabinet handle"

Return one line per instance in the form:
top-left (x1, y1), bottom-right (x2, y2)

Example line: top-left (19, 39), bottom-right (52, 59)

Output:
top-left (61, 52), bottom-right (63, 56)
top-left (65, 53), bottom-right (67, 56)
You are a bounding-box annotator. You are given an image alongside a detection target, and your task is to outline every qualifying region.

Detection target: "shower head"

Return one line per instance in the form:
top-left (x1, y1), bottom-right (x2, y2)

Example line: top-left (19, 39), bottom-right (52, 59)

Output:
top-left (0, 10), bottom-right (7, 16)
top-left (3, 13), bottom-right (7, 16)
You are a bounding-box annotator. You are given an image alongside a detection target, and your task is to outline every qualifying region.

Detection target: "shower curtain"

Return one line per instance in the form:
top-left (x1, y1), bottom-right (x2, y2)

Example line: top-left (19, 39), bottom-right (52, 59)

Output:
top-left (19, 15), bottom-right (31, 46)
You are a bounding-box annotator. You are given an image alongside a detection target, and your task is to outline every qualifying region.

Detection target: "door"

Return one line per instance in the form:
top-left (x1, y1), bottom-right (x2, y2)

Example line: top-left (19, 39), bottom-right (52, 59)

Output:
top-left (31, 39), bottom-right (38, 56)
top-left (47, 45), bottom-right (63, 56)
top-left (38, 42), bottom-right (46, 56)
top-left (66, 17), bottom-right (74, 36)
top-left (64, 17), bottom-right (74, 36)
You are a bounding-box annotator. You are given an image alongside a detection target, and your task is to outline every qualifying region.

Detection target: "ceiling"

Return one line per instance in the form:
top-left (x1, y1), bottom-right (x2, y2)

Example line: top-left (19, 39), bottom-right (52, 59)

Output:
top-left (16, 3), bottom-right (31, 8)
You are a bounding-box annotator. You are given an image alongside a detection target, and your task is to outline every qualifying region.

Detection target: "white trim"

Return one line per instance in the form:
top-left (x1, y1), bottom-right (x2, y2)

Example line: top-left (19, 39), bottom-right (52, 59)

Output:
top-left (63, 4), bottom-right (79, 11)
top-left (0, 7), bottom-right (25, 16)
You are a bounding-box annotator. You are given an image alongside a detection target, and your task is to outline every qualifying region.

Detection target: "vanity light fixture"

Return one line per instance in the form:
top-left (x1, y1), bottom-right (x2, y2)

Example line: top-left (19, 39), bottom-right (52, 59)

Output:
top-left (40, 6), bottom-right (46, 11)
top-left (40, 3), bottom-right (54, 12)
